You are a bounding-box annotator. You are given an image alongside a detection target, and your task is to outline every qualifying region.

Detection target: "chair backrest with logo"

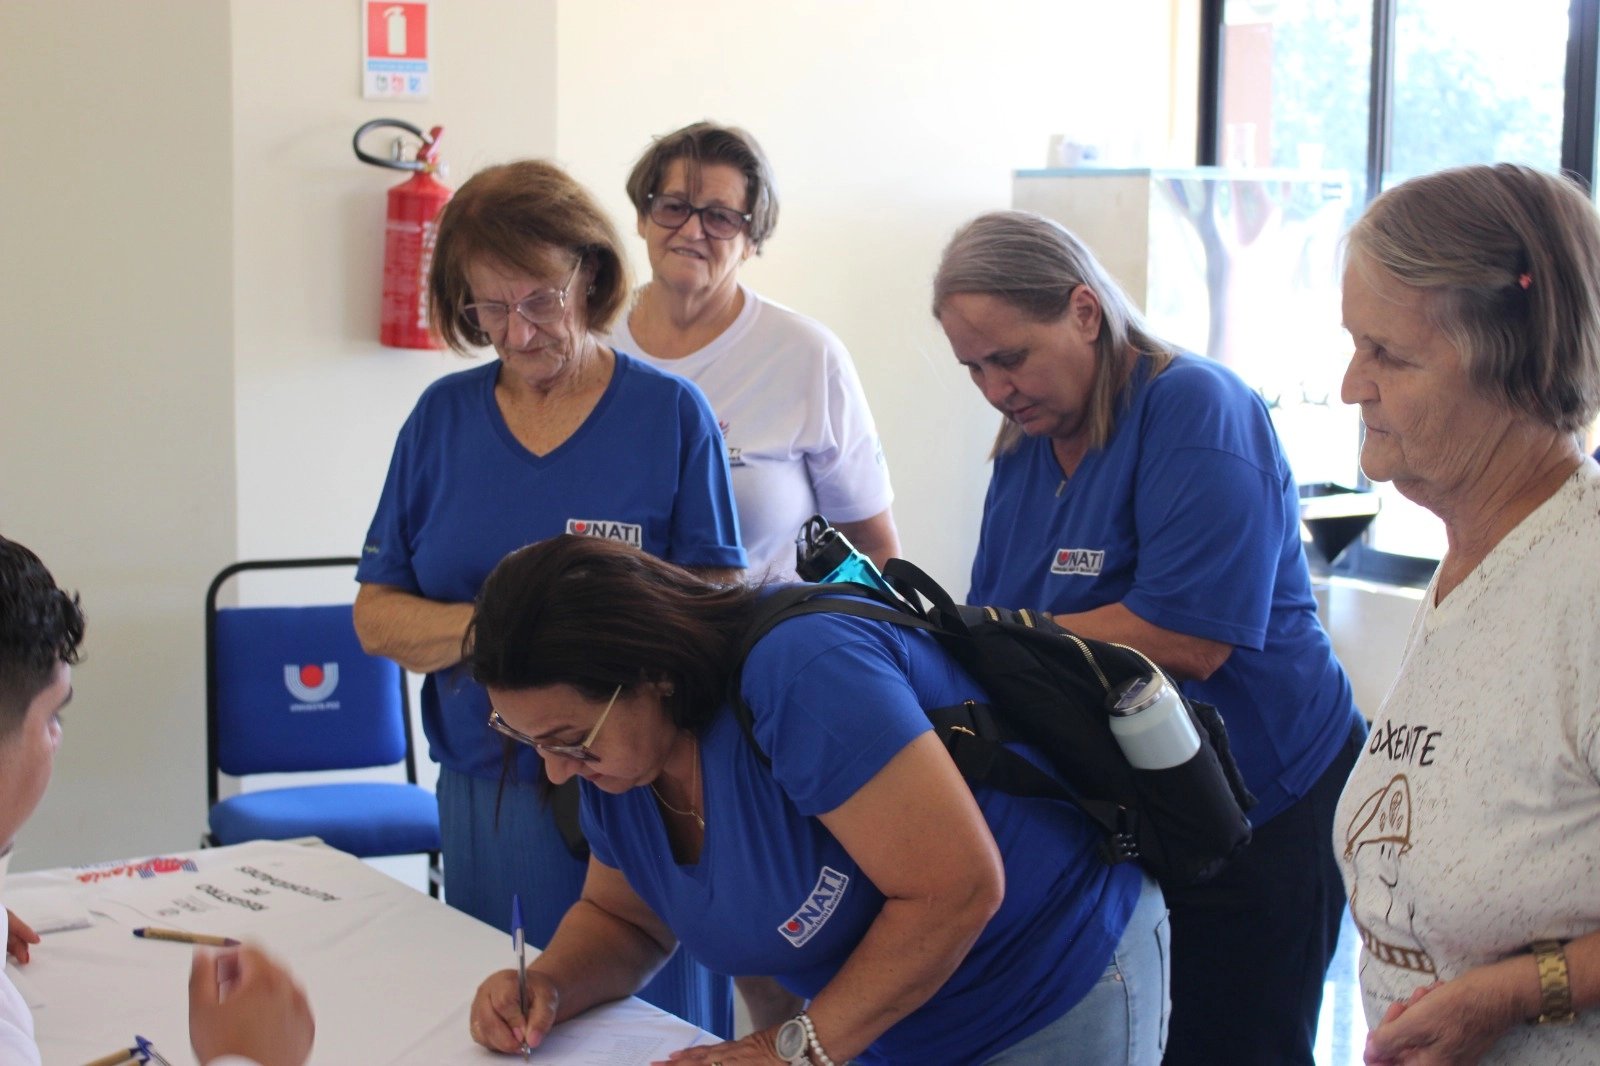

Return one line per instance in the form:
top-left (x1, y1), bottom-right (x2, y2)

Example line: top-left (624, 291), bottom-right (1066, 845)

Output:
top-left (213, 604), bottom-right (407, 777)
top-left (204, 557), bottom-right (422, 812)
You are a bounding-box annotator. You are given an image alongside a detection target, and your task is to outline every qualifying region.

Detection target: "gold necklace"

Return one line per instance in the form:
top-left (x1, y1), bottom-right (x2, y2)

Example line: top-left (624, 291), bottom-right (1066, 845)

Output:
top-left (651, 738), bottom-right (705, 830)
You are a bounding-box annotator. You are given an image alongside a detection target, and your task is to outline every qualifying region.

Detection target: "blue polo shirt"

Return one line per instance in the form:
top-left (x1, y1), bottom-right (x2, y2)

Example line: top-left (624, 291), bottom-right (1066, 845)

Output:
top-left (969, 354), bottom-right (1359, 824)
top-left (582, 606), bottom-right (1141, 1066)
top-left (357, 355), bottom-right (745, 779)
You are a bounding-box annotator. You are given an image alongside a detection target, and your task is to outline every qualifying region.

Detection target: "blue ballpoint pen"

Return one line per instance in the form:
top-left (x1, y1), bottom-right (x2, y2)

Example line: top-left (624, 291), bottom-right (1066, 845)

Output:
top-left (134, 1035), bottom-right (173, 1066)
top-left (512, 894), bottom-right (531, 1062)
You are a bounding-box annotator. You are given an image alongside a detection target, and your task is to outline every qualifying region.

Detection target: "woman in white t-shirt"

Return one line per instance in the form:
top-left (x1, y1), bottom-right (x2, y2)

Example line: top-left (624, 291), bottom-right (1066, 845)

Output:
top-left (608, 122), bottom-right (899, 583)
top-left (1335, 164), bottom-right (1600, 1065)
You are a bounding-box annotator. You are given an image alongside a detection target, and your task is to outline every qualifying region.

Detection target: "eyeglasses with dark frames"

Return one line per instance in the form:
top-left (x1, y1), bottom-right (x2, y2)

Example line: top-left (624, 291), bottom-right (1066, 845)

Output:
top-left (461, 259), bottom-right (584, 336)
top-left (645, 193), bottom-right (752, 240)
top-left (487, 683), bottom-right (621, 764)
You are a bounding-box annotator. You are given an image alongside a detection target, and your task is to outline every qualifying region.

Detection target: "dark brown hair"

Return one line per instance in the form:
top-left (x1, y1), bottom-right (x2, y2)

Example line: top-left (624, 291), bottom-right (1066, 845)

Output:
top-left (625, 122), bottom-right (779, 251)
top-left (429, 160), bottom-right (631, 353)
top-left (468, 536), bottom-right (762, 733)
top-left (0, 536), bottom-right (83, 740)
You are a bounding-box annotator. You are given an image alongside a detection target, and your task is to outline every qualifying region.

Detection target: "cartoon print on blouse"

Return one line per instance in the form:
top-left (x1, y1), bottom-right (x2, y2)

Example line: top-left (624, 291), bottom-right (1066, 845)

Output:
top-left (1344, 773), bottom-right (1436, 976)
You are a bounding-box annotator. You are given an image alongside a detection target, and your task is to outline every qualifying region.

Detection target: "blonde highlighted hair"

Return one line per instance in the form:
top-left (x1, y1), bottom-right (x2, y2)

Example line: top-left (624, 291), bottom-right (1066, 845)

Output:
top-left (933, 211), bottom-right (1176, 457)
top-left (1347, 164), bottom-right (1600, 433)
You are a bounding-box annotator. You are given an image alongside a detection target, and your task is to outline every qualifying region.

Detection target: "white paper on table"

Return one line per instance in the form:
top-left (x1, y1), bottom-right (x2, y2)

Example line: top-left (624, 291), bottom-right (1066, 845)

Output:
top-left (3, 886), bottom-right (93, 935)
top-left (392, 993), bottom-right (712, 1066)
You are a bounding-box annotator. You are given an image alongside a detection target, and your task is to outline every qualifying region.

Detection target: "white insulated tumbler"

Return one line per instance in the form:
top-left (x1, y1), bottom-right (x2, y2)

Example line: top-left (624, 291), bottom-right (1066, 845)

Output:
top-left (1105, 673), bottom-right (1201, 770)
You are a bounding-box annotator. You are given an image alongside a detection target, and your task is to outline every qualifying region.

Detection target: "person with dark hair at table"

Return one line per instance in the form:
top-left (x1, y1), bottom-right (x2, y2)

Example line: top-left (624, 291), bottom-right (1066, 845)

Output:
top-left (0, 534), bottom-right (315, 1066)
top-left (464, 534), bottom-right (1169, 1066)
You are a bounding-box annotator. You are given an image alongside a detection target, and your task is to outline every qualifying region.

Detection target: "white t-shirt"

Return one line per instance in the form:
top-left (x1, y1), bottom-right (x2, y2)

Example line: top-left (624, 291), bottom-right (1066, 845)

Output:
top-left (0, 958), bottom-right (37, 1066)
top-left (608, 286), bottom-right (893, 581)
top-left (1333, 460), bottom-right (1600, 1063)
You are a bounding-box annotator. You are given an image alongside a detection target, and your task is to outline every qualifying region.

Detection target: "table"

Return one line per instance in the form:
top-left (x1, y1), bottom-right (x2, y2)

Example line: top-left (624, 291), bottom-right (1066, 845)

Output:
top-left (4, 840), bottom-right (707, 1065)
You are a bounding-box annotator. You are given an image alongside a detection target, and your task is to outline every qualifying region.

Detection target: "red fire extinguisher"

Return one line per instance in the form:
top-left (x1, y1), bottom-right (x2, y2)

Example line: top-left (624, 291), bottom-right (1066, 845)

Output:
top-left (354, 119), bottom-right (453, 349)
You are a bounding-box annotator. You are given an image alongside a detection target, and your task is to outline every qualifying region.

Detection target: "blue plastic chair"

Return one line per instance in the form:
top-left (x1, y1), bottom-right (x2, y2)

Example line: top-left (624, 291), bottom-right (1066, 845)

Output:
top-left (205, 558), bottom-right (441, 896)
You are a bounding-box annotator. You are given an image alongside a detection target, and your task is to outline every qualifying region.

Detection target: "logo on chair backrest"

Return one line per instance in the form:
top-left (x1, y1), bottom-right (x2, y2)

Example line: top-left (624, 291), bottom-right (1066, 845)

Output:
top-left (284, 663), bottom-right (340, 709)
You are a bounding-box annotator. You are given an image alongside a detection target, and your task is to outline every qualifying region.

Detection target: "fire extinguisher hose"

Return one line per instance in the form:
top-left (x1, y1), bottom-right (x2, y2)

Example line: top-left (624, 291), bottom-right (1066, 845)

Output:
top-left (353, 118), bottom-right (443, 172)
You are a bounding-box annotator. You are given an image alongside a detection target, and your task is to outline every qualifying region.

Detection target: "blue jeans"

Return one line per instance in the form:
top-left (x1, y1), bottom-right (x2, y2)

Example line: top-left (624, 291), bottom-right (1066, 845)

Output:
top-left (982, 872), bottom-right (1170, 1066)
top-left (1162, 718), bottom-right (1366, 1066)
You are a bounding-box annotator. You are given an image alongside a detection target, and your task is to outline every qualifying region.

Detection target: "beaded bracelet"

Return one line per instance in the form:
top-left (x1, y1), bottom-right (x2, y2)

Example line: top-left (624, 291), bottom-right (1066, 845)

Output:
top-left (798, 1012), bottom-right (837, 1066)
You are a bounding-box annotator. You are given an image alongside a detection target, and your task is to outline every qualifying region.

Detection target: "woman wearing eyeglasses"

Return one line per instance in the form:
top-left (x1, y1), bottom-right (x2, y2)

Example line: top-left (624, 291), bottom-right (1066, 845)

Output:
top-left (607, 122), bottom-right (899, 583)
top-left (352, 160), bottom-right (745, 1038)
top-left (466, 534), bottom-right (1169, 1066)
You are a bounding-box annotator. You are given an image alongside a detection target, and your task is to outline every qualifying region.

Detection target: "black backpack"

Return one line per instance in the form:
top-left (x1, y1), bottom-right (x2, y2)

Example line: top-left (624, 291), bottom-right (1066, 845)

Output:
top-left (729, 559), bottom-right (1258, 889)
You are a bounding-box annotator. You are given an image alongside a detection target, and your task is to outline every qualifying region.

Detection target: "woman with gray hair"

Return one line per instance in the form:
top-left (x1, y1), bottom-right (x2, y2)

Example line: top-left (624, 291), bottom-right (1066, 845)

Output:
top-left (1334, 164), bottom-right (1600, 1064)
top-left (934, 210), bottom-right (1364, 1066)
top-left (606, 122), bottom-right (898, 584)
top-left (611, 124), bottom-right (901, 1032)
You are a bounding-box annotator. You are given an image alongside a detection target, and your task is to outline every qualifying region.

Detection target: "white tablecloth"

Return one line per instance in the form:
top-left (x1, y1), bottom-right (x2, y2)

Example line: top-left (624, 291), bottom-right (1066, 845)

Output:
top-left (4, 840), bottom-right (707, 1065)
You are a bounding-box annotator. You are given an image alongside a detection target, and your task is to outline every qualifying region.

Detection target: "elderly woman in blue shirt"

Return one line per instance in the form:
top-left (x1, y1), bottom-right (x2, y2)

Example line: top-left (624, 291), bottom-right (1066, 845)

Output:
top-left (934, 210), bottom-right (1365, 1066)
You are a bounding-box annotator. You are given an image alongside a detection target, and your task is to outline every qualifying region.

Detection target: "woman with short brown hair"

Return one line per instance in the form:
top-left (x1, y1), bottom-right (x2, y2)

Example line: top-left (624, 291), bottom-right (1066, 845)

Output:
top-left (353, 158), bottom-right (744, 1037)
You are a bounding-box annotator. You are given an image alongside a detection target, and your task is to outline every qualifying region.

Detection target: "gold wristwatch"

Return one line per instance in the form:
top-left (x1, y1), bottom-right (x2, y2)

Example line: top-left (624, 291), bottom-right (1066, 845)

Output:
top-left (1530, 939), bottom-right (1576, 1025)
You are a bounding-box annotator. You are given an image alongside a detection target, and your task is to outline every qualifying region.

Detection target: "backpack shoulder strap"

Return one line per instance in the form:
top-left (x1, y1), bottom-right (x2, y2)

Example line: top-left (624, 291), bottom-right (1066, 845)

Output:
top-left (729, 583), bottom-right (942, 766)
top-left (927, 700), bottom-right (1136, 864)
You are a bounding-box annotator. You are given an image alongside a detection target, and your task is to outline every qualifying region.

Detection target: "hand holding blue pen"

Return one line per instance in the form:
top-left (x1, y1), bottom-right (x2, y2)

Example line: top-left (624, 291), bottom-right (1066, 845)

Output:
top-left (513, 894), bottom-right (531, 1062)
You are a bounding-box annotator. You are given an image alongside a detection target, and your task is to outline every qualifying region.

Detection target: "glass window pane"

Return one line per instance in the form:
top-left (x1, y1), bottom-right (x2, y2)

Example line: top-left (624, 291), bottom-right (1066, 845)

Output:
top-left (1386, 0), bottom-right (1568, 186)
top-left (1367, 0), bottom-right (1568, 561)
top-left (1222, 0), bottom-right (1374, 211)
top-left (1212, 1), bottom-right (1373, 496)
top-left (1364, 480), bottom-right (1447, 558)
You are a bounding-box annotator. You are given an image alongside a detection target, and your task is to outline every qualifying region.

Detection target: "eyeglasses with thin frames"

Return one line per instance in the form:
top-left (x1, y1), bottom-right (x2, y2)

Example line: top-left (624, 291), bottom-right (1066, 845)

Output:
top-left (488, 684), bottom-right (621, 764)
top-left (461, 259), bottom-right (584, 336)
top-left (645, 193), bottom-right (752, 240)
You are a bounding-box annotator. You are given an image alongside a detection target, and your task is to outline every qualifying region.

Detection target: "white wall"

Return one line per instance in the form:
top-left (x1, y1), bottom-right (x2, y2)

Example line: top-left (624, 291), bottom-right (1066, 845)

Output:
top-left (228, 0), bottom-right (560, 811)
top-left (0, 2), bottom-right (237, 870)
top-left (231, 0), bottom-right (556, 573)
top-left (1, 0), bottom-right (561, 871)
top-left (13, 1), bottom-right (1424, 877)
top-left (554, 0), bottom-right (1186, 590)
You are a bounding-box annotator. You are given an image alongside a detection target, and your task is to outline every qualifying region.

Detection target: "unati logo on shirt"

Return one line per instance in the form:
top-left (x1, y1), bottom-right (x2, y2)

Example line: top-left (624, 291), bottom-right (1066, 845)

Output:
top-left (1050, 548), bottom-right (1105, 576)
top-left (778, 866), bottom-right (850, 948)
top-left (284, 663), bottom-right (341, 711)
top-left (717, 420), bottom-right (746, 467)
top-left (565, 519), bottom-right (643, 548)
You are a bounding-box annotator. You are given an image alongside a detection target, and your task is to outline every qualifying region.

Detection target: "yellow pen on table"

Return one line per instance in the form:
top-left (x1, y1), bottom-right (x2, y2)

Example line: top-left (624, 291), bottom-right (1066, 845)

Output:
top-left (79, 1036), bottom-right (172, 1066)
top-left (78, 1048), bottom-right (138, 1066)
top-left (132, 926), bottom-right (241, 947)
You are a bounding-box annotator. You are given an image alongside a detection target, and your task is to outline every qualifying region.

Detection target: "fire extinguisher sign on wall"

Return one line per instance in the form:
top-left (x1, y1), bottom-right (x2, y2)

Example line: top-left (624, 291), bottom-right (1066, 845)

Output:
top-left (362, 0), bottom-right (430, 100)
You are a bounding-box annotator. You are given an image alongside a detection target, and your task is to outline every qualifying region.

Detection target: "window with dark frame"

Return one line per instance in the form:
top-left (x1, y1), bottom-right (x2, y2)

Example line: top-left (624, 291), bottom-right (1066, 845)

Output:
top-left (1198, 0), bottom-right (1600, 585)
